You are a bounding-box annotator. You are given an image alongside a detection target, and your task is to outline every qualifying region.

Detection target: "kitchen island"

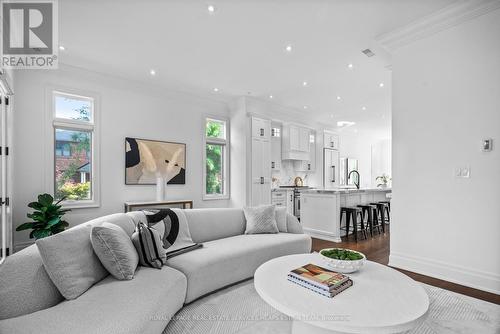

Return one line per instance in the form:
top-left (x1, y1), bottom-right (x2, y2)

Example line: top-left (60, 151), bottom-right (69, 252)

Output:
top-left (301, 188), bottom-right (392, 242)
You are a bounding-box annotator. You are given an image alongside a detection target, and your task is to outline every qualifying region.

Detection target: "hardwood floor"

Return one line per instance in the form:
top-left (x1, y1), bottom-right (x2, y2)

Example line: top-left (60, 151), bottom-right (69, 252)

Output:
top-left (311, 225), bottom-right (500, 305)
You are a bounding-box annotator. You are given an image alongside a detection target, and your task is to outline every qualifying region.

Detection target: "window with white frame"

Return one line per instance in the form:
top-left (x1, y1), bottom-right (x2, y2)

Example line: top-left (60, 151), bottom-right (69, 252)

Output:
top-left (51, 91), bottom-right (99, 207)
top-left (204, 117), bottom-right (229, 199)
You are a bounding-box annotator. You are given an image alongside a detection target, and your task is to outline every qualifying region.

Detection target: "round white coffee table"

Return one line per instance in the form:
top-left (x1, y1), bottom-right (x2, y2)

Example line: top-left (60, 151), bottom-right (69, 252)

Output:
top-left (254, 253), bottom-right (429, 334)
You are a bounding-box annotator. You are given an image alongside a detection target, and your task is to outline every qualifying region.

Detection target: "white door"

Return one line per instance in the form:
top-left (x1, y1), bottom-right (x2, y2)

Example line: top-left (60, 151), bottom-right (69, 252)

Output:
top-left (1, 92), bottom-right (12, 263)
top-left (323, 149), bottom-right (339, 189)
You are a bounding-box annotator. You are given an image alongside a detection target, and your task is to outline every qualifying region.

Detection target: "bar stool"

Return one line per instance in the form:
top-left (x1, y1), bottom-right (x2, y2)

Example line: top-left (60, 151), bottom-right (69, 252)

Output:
top-left (379, 200), bottom-right (391, 223)
top-left (340, 207), bottom-right (366, 242)
top-left (356, 204), bottom-right (380, 237)
top-left (369, 202), bottom-right (387, 233)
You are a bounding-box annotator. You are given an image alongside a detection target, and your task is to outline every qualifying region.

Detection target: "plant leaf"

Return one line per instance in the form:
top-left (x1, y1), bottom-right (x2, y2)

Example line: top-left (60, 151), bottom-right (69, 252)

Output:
top-left (33, 229), bottom-right (52, 239)
top-left (16, 222), bottom-right (34, 231)
top-left (27, 202), bottom-right (43, 210)
top-left (46, 217), bottom-right (61, 227)
top-left (38, 194), bottom-right (54, 207)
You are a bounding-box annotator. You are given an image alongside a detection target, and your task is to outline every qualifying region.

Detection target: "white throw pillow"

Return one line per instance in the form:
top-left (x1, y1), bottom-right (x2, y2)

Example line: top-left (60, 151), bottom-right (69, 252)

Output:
top-left (91, 223), bottom-right (139, 280)
top-left (275, 207), bottom-right (288, 232)
top-left (244, 205), bottom-right (279, 234)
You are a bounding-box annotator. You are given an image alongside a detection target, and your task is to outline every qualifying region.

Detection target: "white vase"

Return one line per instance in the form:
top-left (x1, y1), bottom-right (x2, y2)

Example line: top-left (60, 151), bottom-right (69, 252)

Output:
top-left (156, 177), bottom-right (166, 201)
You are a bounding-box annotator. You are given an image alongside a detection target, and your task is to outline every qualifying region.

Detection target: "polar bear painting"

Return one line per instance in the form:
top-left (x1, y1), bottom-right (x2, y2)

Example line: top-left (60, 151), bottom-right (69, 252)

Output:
top-left (125, 137), bottom-right (186, 185)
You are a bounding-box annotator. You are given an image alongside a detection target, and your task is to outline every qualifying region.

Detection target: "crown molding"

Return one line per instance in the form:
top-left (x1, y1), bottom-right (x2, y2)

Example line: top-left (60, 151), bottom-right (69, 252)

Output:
top-left (376, 0), bottom-right (500, 52)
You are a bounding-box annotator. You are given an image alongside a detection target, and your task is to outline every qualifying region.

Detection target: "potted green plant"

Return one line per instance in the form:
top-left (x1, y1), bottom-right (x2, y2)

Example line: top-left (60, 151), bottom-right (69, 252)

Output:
top-left (376, 174), bottom-right (391, 188)
top-left (16, 194), bottom-right (71, 239)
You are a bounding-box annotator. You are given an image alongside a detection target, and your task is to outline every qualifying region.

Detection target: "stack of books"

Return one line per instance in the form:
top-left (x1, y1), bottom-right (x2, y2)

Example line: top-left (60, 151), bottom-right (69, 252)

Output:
top-left (287, 263), bottom-right (353, 298)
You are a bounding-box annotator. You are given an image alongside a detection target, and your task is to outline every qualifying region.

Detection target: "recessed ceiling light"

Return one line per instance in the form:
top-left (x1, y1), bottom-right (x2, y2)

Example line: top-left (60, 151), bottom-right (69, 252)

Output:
top-left (379, 82), bottom-right (384, 87)
top-left (149, 69), bottom-right (156, 76)
top-left (336, 96), bottom-right (341, 100)
top-left (59, 45), bottom-right (65, 51)
top-left (348, 63), bottom-right (353, 69)
top-left (207, 5), bottom-right (215, 13)
top-left (337, 121), bottom-right (356, 127)
top-left (362, 106), bottom-right (367, 111)
top-left (303, 106), bottom-right (308, 109)
top-left (285, 44), bottom-right (292, 52)
top-left (302, 81), bottom-right (308, 87)
top-left (269, 95), bottom-right (273, 99)
top-left (330, 114), bottom-right (334, 118)
top-left (213, 87), bottom-right (219, 92)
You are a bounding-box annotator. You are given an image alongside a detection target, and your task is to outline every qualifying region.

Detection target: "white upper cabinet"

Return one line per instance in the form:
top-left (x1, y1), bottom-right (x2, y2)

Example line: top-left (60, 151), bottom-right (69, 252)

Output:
top-left (294, 131), bottom-right (316, 172)
top-left (282, 124), bottom-right (311, 160)
top-left (323, 131), bottom-right (339, 150)
top-left (252, 117), bottom-right (271, 139)
top-left (271, 123), bottom-right (282, 170)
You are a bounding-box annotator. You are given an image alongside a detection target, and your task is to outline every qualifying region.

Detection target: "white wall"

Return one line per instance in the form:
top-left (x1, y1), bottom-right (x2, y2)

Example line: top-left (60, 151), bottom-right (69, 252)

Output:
top-left (390, 9), bottom-right (500, 293)
top-left (12, 65), bottom-right (230, 249)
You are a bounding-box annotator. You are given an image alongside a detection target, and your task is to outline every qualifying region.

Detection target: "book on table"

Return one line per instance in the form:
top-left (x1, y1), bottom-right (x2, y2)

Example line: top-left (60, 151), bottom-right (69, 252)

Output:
top-left (288, 275), bottom-right (353, 298)
top-left (287, 263), bottom-right (353, 298)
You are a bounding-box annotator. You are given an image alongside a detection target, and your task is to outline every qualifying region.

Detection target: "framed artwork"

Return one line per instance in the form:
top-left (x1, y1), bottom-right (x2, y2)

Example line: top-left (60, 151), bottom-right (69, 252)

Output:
top-left (125, 137), bottom-right (186, 185)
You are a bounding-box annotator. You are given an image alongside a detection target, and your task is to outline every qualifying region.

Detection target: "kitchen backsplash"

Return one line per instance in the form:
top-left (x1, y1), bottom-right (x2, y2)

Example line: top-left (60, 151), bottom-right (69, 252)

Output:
top-left (271, 160), bottom-right (314, 188)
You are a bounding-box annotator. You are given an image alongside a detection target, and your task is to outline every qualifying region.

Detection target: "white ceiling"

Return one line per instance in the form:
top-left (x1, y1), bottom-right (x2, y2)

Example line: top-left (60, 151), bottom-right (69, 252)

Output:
top-left (58, 0), bottom-right (456, 132)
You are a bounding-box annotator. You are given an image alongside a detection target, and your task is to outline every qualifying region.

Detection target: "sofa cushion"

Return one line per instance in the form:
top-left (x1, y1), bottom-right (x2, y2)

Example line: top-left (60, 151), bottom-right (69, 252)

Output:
top-left (36, 224), bottom-right (109, 300)
top-left (286, 213), bottom-right (304, 234)
top-left (243, 205), bottom-right (279, 234)
top-left (0, 266), bottom-right (187, 334)
top-left (167, 233), bottom-right (312, 303)
top-left (275, 207), bottom-right (288, 232)
top-left (0, 245), bottom-right (64, 320)
top-left (91, 223), bottom-right (139, 280)
top-left (183, 208), bottom-right (246, 243)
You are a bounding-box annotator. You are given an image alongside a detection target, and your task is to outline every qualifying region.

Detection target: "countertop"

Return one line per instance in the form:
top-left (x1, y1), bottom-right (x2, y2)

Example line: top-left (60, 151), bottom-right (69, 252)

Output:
top-left (303, 187), bottom-right (391, 194)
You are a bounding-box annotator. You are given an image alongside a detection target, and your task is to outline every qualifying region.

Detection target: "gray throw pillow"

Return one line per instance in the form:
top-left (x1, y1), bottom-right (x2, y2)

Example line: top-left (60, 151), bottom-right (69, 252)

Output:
top-left (286, 213), bottom-right (304, 234)
top-left (275, 207), bottom-right (288, 232)
top-left (91, 223), bottom-right (139, 280)
top-left (36, 224), bottom-right (109, 300)
top-left (244, 205), bottom-right (279, 234)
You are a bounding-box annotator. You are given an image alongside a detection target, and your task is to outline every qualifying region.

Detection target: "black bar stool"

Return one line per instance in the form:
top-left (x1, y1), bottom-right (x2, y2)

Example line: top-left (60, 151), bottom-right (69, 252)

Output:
top-left (370, 202), bottom-right (388, 233)
top-left (340, 207), bottom-right (366, 242)
top-left (356, 204), bottom-right (380, 237)
top-left (379, 201), bottom-right (391, 223)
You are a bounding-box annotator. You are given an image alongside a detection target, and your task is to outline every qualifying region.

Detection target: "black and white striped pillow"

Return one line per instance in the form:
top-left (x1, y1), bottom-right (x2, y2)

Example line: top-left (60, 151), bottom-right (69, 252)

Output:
top-left (131, 222), bottom-right (166, 269)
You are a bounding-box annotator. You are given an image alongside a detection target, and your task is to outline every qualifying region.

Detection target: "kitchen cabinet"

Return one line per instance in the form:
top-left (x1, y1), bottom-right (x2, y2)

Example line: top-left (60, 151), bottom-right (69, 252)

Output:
top-left (271, 123), bottom-right (281, 170)
top-left (323, 131), bottom-right (339, 150)
top-left (282, 124), bottom-right (311, 160)
top-left (252, 117), bottom-right (271, 139)
top-left (251, 117), bottom-right (271, 206)
top-left (271, 189), bottom-right (293, 214)
top-left (294, 131), bottom-right (316, 172)
top-left (323, 148), bottom-right (339, 189)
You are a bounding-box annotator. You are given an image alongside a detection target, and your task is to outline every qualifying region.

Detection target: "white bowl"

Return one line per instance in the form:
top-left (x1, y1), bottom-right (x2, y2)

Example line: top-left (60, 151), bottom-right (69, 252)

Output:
top-left (318, 248), bottom-right (366, 273)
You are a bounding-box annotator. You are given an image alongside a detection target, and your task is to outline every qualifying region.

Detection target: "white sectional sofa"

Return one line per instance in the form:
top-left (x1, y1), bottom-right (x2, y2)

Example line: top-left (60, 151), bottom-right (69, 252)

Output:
top-left (0, 208), bottom-right (311, 334)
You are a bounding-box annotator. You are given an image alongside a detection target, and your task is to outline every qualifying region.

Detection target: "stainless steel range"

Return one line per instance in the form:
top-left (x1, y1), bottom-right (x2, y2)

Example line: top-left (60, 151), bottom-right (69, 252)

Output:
top-left (278, 186), bottom-right (312, 220)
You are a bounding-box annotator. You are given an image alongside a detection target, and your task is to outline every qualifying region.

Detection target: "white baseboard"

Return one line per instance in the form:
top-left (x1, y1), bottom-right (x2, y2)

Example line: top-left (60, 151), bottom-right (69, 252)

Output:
top-left (303, 227), bottom-right (342, 243)
top-left (389, 252), bottom-right (500, 295)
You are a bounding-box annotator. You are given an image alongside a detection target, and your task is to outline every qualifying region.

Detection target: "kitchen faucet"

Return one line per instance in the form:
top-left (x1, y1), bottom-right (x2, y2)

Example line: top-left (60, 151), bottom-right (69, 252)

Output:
top-left (348, 170), bottom-right (360, 189)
